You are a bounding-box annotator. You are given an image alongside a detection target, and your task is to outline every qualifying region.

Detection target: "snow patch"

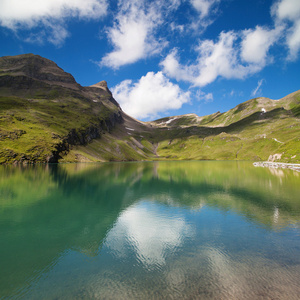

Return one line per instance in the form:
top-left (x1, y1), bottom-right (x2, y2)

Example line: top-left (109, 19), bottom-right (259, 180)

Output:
top-left (166, 117), bottom-right (177, 124)
top-left (261, 108), bottom-right (266, 113)
top-left (126, 127), bottom-right (135, 131)
top-left (157, 117), bottom-right (178, 126)
top-left (273, 138), bottom-right (283, 144)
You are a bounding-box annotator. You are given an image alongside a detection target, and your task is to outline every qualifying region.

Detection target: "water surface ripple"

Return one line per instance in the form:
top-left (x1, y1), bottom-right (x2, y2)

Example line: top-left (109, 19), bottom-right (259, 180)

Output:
top-left (0, 161), bottom-right (299, 299)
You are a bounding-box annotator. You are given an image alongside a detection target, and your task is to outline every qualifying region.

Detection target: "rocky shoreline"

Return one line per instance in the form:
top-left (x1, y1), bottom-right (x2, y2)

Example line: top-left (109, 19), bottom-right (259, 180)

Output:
top-left (253, 161), bottom-right (300, 172)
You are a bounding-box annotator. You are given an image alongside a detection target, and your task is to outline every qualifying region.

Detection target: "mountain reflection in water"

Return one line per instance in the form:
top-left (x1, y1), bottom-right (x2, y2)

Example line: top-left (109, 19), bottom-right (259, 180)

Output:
top-left (0, 161), bottom-right (299, 299)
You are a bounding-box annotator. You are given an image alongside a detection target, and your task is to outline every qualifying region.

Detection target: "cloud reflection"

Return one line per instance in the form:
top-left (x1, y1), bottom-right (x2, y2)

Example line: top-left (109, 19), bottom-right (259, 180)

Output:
top-left (105, 201), bottom-right (194, 269)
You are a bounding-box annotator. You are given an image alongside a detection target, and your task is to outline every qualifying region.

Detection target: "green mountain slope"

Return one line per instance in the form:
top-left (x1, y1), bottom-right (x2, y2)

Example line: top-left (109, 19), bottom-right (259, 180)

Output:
top-left (0, 54), bottom-right (157, 163)
top-left (0, 54), bottom-right (299, 164)
top-left (149, 92), bottom-right (300, 163)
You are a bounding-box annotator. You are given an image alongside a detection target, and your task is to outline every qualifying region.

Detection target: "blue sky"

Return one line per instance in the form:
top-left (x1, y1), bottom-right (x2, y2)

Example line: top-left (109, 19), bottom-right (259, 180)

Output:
top-left (0, 0), bottom-right (300, 121)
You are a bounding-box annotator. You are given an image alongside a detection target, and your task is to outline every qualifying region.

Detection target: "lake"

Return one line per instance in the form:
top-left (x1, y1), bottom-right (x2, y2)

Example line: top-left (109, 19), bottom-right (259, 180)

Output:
top-left (0, 161), bottom-right (299, 299)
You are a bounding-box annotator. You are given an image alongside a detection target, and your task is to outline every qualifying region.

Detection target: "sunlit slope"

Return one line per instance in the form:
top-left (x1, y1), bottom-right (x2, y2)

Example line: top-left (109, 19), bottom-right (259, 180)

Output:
top-left (1, 54), bottom-right (299, 163)
top-left (151, 90), bottom-right (300, 128)
top-left (150, 90), bottom-right (300, 163)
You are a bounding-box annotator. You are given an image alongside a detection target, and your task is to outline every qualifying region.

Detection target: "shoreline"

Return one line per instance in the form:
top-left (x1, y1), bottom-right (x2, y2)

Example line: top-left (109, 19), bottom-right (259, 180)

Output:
top-left (253, 161), bottom-right (300, 172)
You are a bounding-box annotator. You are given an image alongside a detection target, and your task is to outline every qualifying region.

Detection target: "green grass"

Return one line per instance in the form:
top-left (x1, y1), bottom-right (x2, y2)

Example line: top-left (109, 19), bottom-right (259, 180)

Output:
top-left (2, 89), bottom-right (299, 164)
top-left (1, 59), bottom-right (299, 164)
top-left (278, 138), bottom-right (300, 163)
top-left (0, 86), bottom-right (122, 163)
top-left (155, 106), bottom-right (300, 163)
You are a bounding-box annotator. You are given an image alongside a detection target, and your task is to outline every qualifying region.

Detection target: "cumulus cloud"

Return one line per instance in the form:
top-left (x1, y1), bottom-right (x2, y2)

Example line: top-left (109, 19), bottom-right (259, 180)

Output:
top-left (161, 31), bottom-right (264, 87)
top-left (272, 0), bottom-right (300, 60)
top-left (160, 0), bottom-right (300, 88)
top-left (99, 0), bottom-right (222, 69)
top-left (193, 31), bottom-right (249, 85)
top-left (274, 0), bottom-right (300, 19)
top-left (111, 71), bottom-right (190, 120)
top-left (160, 48), bottom-right (194, 83)
top-left (161, 23), bottom-right (285, 88)
top-left (241, 26), bottom-right (282, 65)
top-left (0, 0), bottom-right (108, 45)
top-left (101, 0), bottom-right (167, 69)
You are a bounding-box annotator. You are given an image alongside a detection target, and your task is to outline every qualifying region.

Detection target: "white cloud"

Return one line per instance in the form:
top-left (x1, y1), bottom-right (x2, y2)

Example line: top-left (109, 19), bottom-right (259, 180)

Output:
top-left (287, 20), bottom-right (300, 59)
top-left (161, 31), bottom-right (264, 87)
top-left (188, 0), bottom-right (220, 32)
top-left (46, 23), bottom-right (70, 46)
top-left (0, 0), bottom-right (108, 45)
top-left (166, 0), bottom-right (182, 10)
top-left (101, 0), bottom-right (166, 69)
top-left (170, 22), bottom-right (185, 33)
top-left (241, 26), bottom-right (282, 65)
top-left (24, 31), bottom-right (46, 45)
top-left (190, 0), bottom-right (219, 19)
top-left (111, 71), bottom-right (190, 120)
top-left (0, 0), bottom-right (107, 27)
top-left (251, 79), bottom-right (264, 97)
top-left (160, 0), bottom-right (300, 88)
top-left (203, 92), bottom-right (214, 102)
top-left (274, 0), bottom-right (300, 21)
top-left (160, 48), bottom-right (195, 83)
top-left (195, 90), bottom-right (213, 103)
top-left (23, 23), bottom-right (69, 46)
top-left (193, 31), bottom-right (247, 85)
top-left (161, 23), bottom-right (286, 88)
top-left (272, 0), bottom-right (300, 60)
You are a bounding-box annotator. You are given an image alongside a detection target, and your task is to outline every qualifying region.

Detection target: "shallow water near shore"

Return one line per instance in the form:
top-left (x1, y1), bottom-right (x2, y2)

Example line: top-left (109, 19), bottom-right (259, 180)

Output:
top-left (0, 161), bottom-right (300, 299)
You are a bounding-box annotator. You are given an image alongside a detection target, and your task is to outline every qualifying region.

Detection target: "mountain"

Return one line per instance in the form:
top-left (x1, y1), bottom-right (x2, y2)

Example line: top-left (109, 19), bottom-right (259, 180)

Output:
top-left (1, 54), bottom-right (299, 164)
top-left (0, 54), bottom-right (157, 164)
top-left (150, 91), bottom-right (300, 162)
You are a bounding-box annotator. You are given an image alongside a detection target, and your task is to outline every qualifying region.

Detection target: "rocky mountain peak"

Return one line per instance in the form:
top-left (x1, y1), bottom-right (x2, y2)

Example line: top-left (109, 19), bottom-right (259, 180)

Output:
top-left (0, 53), bottom-right (80, 90)
top-left (90, 80), bottom-right (108, 90)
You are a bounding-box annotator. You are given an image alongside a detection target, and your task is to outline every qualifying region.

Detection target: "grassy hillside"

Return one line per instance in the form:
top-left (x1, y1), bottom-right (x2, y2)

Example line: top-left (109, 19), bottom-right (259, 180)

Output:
top-left (0, 54), bottom-right (151, 164)
top-left (150, 91), bottom-right (300, 163)
top-left (0, 94), bottom-right (118, 163)
top-left (0, 54), bottom-right (299, 164)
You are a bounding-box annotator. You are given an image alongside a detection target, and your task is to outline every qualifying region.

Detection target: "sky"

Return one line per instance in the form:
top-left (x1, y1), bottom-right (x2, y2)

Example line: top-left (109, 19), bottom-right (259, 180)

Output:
top-left (0, 0), bottom-right (300, 121)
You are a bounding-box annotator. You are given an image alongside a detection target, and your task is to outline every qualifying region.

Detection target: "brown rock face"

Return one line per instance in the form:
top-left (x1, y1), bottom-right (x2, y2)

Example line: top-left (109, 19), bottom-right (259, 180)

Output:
top-left (268, 153), bottom-right (283, 162)
top-left (90, 80), bottom-right (108, 90)
top-left (0, 53), bottom-right (80, 90)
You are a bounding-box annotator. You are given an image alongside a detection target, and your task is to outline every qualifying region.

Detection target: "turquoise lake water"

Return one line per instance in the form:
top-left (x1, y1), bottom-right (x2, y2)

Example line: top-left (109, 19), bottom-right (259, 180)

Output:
top-left (0, 161), bottom-right (299, 299)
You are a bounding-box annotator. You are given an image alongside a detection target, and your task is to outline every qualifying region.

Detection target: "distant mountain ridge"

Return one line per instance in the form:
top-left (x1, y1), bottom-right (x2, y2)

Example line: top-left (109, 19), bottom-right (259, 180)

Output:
top-left (151, 91), bottom-right (300, 128)
top-left (0, 54), bottom-right (299, 164)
